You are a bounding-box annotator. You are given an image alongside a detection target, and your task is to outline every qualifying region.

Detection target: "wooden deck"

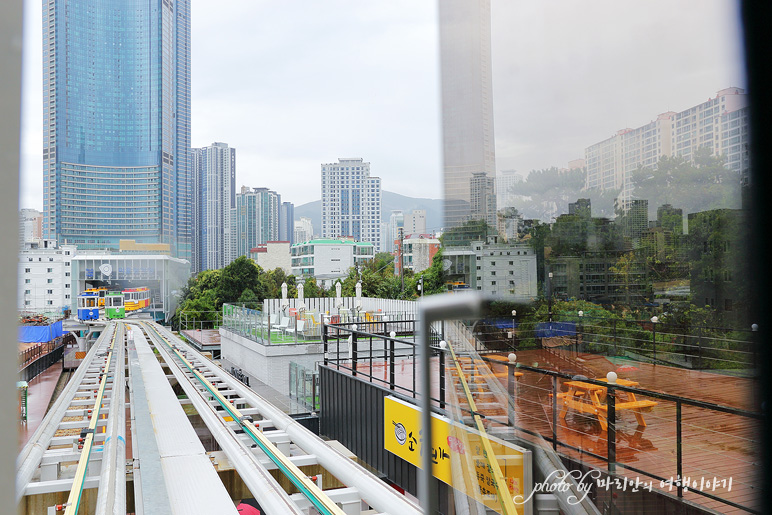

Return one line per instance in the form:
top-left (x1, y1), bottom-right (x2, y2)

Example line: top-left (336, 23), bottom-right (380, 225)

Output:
top-left (344, 348), bottom-right (759, 514)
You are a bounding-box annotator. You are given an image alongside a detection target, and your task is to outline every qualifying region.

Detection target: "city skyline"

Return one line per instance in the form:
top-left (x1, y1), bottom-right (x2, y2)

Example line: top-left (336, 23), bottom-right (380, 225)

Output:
top-left (20, 1), bottom-right (744, 212)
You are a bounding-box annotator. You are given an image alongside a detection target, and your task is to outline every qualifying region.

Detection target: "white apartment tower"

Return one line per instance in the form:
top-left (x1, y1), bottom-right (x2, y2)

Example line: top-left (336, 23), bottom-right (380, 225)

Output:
top-left (470, 172), bottom-right (497, 227)
top-left (585, 88), bottom-right (750, 206)
top-left (321, 158), bottom-right (382, 251)
top-left (193, 143), bottom-right (236, 273)
top-left (294, 217), bottom-right (314, 244)
top-left (20, 209), bottom-right (43, 246)
top-left (404, 210), bottom-right (427, 235)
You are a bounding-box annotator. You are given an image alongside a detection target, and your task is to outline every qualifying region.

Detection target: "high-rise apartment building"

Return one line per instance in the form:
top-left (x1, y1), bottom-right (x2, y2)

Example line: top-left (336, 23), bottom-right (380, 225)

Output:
top-left (404, 210), bottom-right (427, 235)
top-left (470, 172), bottom-right (497, 227)
top-left (585, 88), bottom-right (750, 205)
top-left (383, 211), bottom-right (404, 253)
top-left (619, 199), bottom-right (649, 246)
top-left (235, 187), bottom-right (281, 259)
top-left (279, 202), bottom-right (295, 245)
top-left (42, 0), bottom-right (192, 260)
top-left (495, 170), bottom-right (523, 210)
top-left (294, 217), bottom-right (314, 244)
top-left (192, 143), bottom-right (236, 272)
top-left (439, 0), bottom-right (496, 229)
top-left (19, 209), bottom-right (43, 245)
top-left (320, 158), bottom-right (382, 251)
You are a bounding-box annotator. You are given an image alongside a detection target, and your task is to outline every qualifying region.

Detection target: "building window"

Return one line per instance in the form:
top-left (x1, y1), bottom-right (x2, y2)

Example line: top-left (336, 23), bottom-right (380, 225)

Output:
top-left (65, 272), bottom-right (70, 277)
top-left (47, 268), bottom-right (53, 273)
top-left (24, 290), bottom-right (30, 294)
top-left (25, 279), bottom-right (30, 284)
top-left (65, 294), bottom-right (70, 299)
top-left (24, 268), bottom-right (30, 273)
top-left (47, 300), bottom-right (53, 305)
top-left (25, 301), bottom-right (30, 306)
top-left (47, 279), bottom-right (53, 284)
top-left (47, 289), bottom-right (53, 294)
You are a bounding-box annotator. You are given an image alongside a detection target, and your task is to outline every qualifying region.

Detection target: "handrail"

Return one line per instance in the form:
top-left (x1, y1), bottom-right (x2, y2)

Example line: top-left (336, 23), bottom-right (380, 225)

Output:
top-left (443, 340), bottom-right (520, 514)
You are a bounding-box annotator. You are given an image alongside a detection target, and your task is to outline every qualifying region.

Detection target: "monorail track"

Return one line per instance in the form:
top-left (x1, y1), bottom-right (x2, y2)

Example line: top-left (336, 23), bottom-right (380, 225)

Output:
top-left (17, 320), bottom-right (422, 514)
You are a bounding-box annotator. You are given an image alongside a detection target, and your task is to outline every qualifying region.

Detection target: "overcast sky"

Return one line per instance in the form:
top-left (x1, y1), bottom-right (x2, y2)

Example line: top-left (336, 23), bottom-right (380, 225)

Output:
top-left (19, 0), bottom-right (745, 210)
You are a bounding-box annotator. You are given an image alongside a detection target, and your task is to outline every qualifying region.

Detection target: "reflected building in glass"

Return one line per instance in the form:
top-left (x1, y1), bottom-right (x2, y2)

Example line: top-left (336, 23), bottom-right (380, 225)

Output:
top-left (439, 0), bottom-right (496, 229)
top-left (42, 0), bottom-right (192, 261)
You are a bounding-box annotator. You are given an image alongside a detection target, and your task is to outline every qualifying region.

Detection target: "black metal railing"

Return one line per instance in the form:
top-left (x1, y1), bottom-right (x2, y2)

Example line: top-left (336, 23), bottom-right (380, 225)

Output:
top-left (473, 314), bottom-right (757, 372)
top-left (321, 318), bottom-right (761, 514)
top-left (18, 343), bottom-right (66, 383)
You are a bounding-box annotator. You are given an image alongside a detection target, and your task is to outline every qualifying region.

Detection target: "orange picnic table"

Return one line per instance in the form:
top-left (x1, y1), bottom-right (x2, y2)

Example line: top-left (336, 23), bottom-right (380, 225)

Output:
top-left (557, 378), bottom-right (658, 430)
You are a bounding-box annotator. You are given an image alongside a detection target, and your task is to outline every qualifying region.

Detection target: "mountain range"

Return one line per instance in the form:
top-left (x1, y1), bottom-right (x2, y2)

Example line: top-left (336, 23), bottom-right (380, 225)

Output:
top-left (294, 191), bottom-right (443, 239)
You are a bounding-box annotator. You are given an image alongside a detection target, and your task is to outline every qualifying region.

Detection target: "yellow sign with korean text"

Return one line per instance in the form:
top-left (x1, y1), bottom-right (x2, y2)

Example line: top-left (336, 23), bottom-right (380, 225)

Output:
top-left (384, 396), bottom-right (532, 514)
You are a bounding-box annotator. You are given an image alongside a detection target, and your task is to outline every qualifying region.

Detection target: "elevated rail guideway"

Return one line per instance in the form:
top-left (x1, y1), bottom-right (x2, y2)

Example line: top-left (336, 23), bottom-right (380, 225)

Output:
top-left (17, 320), bottom-right (422, 515)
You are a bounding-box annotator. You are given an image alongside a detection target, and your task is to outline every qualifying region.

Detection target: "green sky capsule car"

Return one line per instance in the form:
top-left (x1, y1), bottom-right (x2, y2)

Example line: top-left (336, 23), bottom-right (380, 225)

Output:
top-left (105, 291), bottom-right (125, 319)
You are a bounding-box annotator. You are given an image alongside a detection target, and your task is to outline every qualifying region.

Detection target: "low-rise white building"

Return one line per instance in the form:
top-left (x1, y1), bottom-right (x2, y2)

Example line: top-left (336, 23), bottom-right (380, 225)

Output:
top-left (444, 236), bottom-right (537, 302)
top-left (291, 238), bottom-right (374, 287)
top-left (18, 239), bottom-right (76, 314)
top-left (250, 241), bottom-right (291, 275)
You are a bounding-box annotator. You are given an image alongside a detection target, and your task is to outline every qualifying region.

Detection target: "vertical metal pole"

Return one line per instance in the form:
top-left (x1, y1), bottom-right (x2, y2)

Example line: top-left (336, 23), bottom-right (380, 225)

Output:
top-left (351, 330), bottom-right (358, 377)
top-left (322, 319), bottom-right (328, 366)
top-left (412, 343), bottom-right (416, 398)
top-left (507, 363), bottom-right (514, 425)
top-left (607, 385), bottom-right (616, 474)
top-left (652, 321), bottom-right (657, 362)
top-left (439, 348), bottom-right (445, 409)
top-left (389, 337), bottom-right (395, 391)
top-left (552, 376), bottom-right (558, 451)
top-left (677, 400), bottom-right (683, 497)
top-left (418, 304), bottom-right (435, 514)
top-left (696, 326), bottom-right (702, 370)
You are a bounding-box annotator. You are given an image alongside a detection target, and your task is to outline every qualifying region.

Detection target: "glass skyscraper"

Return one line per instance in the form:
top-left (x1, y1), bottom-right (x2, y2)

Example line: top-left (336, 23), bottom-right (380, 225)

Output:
top-left (439, 0), bottom-right (496, 229)
top-left (42, 0), bottom-right (192, 261)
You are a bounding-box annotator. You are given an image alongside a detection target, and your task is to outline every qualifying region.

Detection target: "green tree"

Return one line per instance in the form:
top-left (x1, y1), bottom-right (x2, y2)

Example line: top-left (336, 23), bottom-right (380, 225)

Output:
top-left (440, 219), bottom-right (496, 247)
top-left (303, 277), bottom-right (324, 298)
top-left (372, 252), bottom-right (396, 275)
top-left (217, 256), bottom-right (263, 307)
top-left (418, 250), bottom-right (447, 295)
top-left (632, 150), bottom-right (741, 216)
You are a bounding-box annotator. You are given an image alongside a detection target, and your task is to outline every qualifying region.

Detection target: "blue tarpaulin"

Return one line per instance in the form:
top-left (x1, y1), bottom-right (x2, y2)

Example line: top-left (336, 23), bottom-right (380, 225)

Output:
top-left (535, 321), bottom-right (577, 338)
top-left (484, 319), bottom-right (519, 330)
top-left (18, 321), bottom-right (63, 343)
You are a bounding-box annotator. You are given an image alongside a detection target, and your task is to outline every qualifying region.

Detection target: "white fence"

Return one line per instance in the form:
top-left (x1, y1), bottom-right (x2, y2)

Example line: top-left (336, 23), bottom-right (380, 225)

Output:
top-left (262, 296), bottom-right (417, 320)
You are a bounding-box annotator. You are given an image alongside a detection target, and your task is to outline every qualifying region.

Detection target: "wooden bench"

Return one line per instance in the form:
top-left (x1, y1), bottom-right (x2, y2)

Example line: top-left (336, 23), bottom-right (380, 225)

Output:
top-left (596, 400), bottom-right (658, 429)
top-left (557, 380), bottom-right (659, 430)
